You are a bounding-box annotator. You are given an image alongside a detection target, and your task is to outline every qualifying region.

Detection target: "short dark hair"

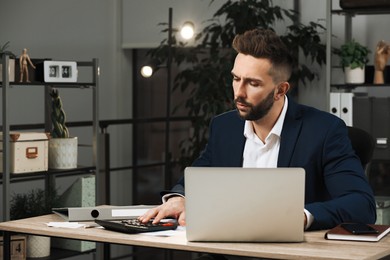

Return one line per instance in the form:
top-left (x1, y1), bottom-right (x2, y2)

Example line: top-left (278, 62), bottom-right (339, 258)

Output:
top-left (232, 28), bottom-right (293, 83)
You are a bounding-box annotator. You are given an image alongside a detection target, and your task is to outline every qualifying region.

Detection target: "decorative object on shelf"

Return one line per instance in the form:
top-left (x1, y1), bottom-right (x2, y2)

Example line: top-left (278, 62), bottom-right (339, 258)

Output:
top-left (374, 40), bottom-right (390, 84)
top-left (10, 187), bottom-right (61, 258)
top-left (335, 39), bottom-right (370, 84)
top-left (48, 87), bottom-right (78, 169)
top-left (0, 41), bottom-right (16, 82)
top-left (42, 60), bottom-right (78, 82)
top-left (0, 235), bottom-right (27, 259)
top-left (19, 48), bottom-right (36, 83)
top-left (0, 132), bottom-right (49, 173)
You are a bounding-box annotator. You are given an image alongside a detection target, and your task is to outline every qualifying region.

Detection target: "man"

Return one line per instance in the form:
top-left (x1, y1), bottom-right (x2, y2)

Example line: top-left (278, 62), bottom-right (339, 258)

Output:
top-left (139, 28), bottom-right (376, 231)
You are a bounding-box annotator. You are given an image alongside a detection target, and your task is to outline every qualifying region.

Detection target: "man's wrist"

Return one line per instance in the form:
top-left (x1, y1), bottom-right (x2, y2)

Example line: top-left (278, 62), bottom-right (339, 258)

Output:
top-left (162, 193), bottom-right (185, 203)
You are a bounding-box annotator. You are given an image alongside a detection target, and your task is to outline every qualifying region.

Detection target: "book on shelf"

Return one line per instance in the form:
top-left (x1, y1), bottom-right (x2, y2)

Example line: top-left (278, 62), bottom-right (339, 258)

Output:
top-left (325, 223), bottom-right (390, 242)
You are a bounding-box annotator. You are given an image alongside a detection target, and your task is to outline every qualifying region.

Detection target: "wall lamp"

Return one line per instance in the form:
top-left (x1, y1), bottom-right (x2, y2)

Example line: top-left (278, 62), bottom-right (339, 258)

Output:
top-left (140, 14), bottom-right (195, 78)
top-left (180, 21), bottom-right (195, 40)
top-left (140, 64), bottom-right (157, 78)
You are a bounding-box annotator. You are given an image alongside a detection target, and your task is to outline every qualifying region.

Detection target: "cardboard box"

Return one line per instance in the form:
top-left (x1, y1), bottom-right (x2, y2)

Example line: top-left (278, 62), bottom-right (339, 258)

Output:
top-left (0, 132), bottom-right (49, 173)
top-left (52, 176), bottom-right (96, 252)
top-left (0, 235), bottom-right (27, 260)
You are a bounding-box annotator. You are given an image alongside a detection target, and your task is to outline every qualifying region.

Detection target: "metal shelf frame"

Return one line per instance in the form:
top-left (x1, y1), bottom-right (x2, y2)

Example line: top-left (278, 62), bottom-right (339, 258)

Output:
top-left (1, 56), bottom-right (100, 222)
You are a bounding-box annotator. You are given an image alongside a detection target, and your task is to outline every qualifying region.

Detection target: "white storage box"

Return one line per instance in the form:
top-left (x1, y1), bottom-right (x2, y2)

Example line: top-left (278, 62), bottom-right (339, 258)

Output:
top-left (52, 176), bottom-right (96, 252)
top-left (0, 132), bottom-right (49, 173)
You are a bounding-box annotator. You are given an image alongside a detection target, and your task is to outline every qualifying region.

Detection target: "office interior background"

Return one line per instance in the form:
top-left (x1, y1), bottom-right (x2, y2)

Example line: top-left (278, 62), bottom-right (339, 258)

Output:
top-left (1, 0), bottom-right (390, 259)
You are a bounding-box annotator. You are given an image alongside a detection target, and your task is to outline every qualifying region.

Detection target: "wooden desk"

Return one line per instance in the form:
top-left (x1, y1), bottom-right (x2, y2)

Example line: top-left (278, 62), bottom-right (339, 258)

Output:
top-left (1, 214), bottom-right (390, 260)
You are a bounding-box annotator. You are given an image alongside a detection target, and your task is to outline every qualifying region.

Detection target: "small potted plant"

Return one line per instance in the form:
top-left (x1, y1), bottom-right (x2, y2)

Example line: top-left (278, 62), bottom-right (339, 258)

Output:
top-left (0, 41), bottom-right (16, 82)
top-left (335, 39), bottom-right (370, 84)
top-left (10, 187), bottom-right (61, 258)
top-left (48, 87), bottom-right (78, 169)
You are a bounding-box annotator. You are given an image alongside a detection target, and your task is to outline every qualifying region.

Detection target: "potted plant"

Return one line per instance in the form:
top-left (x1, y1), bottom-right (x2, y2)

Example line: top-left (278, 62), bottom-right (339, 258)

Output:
top-left (48, 87), bottom-right (78, 169)
top-left (335, 39), bottom-right (370, 84)
top-left (0, 41), bottom-right (16, 82)
top-left (10, 187), bottom-right (61, 258)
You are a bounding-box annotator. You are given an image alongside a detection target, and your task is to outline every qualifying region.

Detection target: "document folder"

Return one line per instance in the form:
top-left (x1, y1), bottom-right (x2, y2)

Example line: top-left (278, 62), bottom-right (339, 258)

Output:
top-left (52, 205), bottom-right (155, 222)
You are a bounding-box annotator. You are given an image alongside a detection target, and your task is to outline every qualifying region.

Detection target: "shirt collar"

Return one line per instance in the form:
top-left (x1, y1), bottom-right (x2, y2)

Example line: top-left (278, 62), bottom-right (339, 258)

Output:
top-left (244, 95), bottom-right (288, 140)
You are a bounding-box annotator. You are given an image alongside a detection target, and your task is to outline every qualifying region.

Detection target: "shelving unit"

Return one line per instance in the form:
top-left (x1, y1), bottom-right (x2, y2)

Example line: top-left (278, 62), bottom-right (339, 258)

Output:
top-left (326, 0), bottom-right (390, 123)
top-left (326, 0), bottom-right (390, 95)
top-left (326, 1), bottom-right (390, 200)
top-left (1, 55), bottom-right (100, 222)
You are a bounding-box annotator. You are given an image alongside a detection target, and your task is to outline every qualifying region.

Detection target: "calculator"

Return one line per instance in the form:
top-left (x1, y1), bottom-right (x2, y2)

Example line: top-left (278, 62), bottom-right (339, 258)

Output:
top-left (95, 218), bottom-right (178, 234)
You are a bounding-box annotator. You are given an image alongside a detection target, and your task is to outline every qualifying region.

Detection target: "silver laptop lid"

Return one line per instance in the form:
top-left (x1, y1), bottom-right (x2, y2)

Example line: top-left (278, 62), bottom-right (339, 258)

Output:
top-left (185, 167), bottom-right (305, 242)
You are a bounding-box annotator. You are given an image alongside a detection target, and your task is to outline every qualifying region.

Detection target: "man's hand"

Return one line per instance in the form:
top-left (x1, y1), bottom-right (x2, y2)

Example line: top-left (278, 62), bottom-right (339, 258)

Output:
top-left (138, 196), bottom-right (186, 226)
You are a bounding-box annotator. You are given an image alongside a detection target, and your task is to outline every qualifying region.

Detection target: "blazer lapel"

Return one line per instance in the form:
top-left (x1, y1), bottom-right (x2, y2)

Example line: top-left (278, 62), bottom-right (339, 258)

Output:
top-left (277, 98), bottom-right (303, 167)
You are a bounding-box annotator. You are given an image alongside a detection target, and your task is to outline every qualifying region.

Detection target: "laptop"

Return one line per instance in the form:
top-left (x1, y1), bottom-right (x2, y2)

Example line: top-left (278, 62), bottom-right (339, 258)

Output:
top-left (184, 167), bottom-right (305, 242)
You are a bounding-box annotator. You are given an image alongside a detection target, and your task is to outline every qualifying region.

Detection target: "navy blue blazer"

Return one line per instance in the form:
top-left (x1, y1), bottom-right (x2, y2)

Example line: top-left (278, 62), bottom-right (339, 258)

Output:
top-left (170, 98), bottom-right (376, 230)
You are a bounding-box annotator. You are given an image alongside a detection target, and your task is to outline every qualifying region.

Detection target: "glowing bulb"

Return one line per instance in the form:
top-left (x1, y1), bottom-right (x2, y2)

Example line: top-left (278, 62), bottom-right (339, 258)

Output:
top-left (140, 65), bottom-right (153, 78)
top-left (180, 22), bottom-right (195, 40)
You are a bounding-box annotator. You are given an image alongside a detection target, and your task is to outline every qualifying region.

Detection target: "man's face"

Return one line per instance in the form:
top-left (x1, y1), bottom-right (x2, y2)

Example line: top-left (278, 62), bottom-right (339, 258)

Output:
top-left (231, 53), bottom-right (276, 121)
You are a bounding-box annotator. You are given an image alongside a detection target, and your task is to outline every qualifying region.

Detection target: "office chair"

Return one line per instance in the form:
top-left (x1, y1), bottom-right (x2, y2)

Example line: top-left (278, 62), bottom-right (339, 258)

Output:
top-left (347, 126), bottom-right (375, 176)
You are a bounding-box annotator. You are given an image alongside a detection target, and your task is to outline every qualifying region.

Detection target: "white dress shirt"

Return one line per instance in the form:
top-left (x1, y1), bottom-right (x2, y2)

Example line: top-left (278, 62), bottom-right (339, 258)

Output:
top-left (242, 96), bottom-right (287, 168)
top-left (241, 96), bottom-right (313, 229)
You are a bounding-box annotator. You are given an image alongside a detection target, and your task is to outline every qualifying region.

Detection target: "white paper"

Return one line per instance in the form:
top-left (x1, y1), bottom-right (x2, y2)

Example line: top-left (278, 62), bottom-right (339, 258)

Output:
top-left (141, 226), bottom-right (186, 237)
top-left (47, 222), bottom-right (88, 228)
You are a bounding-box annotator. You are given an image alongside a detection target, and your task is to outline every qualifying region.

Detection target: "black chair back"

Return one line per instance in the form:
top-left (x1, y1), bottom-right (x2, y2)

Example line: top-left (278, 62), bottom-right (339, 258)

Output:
top-left (347, 126), bottom-right (375, 172)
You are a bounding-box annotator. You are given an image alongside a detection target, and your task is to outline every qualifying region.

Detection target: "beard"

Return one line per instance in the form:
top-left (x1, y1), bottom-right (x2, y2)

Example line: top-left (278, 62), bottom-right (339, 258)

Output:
top-left (234, 90), bottom-right (275, 121)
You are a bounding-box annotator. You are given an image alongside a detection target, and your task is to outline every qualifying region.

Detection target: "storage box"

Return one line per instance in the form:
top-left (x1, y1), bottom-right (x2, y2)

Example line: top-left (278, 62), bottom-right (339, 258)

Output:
top-left (52, 176), bottom-right (96, 252)
top-left (60, 175), bottom-right (96, 207)
top-left (0, 132), bottom-right (49, 173)
top-left (376, 196), bottom-right (390, 225)
top-left (0, 235), bottom-right (27, 260)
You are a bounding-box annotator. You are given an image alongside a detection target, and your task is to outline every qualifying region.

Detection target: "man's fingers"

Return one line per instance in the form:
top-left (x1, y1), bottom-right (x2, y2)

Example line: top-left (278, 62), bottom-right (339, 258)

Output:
top-left (138, 207), bottom-right (159, 223)
top-left (152, 210), bottom-right (168, 224)
top-left (178, 211), bottom-right (186, 226)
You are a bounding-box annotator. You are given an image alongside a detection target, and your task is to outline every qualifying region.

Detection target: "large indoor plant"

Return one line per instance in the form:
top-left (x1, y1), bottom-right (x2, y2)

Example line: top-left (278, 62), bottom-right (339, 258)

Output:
top-left (48, 87), bottom-right (78, 169)
top-left (147, 0), bottom-right (326, 167)
top-left (335, 39), bottom-right (370, 84)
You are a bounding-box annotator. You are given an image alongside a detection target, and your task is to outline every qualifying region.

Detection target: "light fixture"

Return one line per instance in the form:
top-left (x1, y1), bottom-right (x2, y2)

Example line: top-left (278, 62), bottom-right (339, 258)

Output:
top-left (140, 65), bottom-right (154, 78)
top-left (180, 21), bottom-right (195, 40)
top-left (140, 18), bottom-right (195, 79)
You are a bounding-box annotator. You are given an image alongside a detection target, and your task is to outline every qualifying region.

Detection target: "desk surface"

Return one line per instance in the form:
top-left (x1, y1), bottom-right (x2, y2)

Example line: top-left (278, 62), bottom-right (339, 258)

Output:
top-left (1, 214), bottom-right (390, 260)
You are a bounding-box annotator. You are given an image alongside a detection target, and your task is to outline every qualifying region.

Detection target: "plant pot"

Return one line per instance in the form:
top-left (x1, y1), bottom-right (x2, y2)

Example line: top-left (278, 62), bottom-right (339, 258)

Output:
top-left (49, 137), bottom-right (78, 169)
top-left (0, 58), bottom-right (15, 82)
top-left (344, 66), bottom-right (365, 84)
top-left (27, 235), bottom-right (50, 258)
